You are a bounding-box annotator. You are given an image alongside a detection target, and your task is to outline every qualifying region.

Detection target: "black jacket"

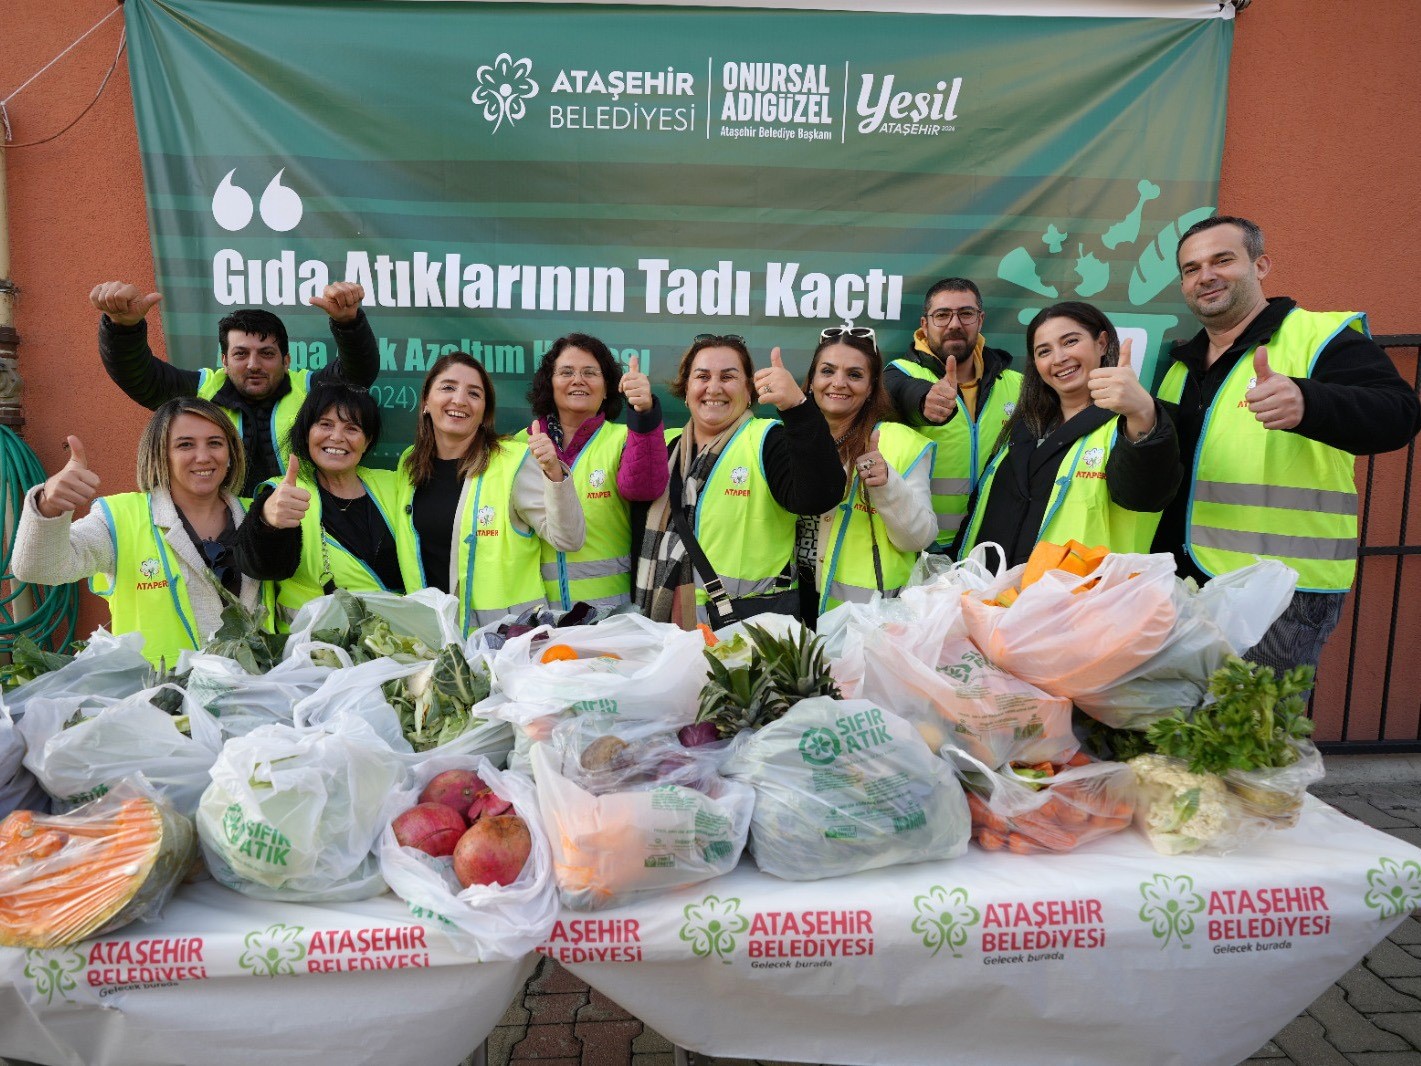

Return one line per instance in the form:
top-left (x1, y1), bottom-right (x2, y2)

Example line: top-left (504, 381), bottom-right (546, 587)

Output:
top-left (884, 338), bottom-right (1016, 428)
top-left (99, 310), bottom-right (382, 496)
top-left (1153, 297), bottom-right (1421, 583)
top-left (961, 402), bottom-right (1181, 569)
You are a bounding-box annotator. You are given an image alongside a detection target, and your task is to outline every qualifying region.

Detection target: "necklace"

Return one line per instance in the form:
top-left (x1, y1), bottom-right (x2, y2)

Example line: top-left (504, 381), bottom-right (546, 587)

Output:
top-left (320, 484), bottom-right (364, 513)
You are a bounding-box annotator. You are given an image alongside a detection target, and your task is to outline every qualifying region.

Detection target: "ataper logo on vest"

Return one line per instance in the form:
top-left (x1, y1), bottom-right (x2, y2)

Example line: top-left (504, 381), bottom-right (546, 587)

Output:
top-left (476, 504), bottom-right (498, 536)
top-left (589, 468), bottom-right (607, 488)
top-left (136, 555), bottom-right (168, 591)
top-left (139, 557), bottom-right (160, 578)
top-left (208, 170), bottom-right (904, 325)
top-left (1003, 402), bottom-right (1016, 417)
top-left (725, 465), bottom-right (751, 498)
top-left (538, 916), bottom-right (644, 963)
top-left (1077, 445), bottom-right (1107, 480)
top-left (25, 937), bottom-right (210, 1001)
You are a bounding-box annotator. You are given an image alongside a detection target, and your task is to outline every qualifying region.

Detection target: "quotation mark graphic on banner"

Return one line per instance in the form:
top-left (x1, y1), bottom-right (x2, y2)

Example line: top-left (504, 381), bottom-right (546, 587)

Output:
top-left (471, 53), bottom-right (539, 132)
top-left (212, 169), bottom-right (303, 232)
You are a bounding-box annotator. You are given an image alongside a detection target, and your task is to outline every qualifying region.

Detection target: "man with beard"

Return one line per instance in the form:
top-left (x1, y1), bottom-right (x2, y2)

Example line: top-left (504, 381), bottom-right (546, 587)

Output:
top-left (91, 279), bottom-right (380, 496)
top-left (884, 277), bottom-right (1022, 551)
top-left (1154, 215), bottom-right (1420, 676)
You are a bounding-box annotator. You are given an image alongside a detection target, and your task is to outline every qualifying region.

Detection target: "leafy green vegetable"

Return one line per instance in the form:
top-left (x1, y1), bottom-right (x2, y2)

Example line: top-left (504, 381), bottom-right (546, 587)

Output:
top-left (1146, 656), bottom-right (1315, 775)
top-left (203, 584), bottom-right (287, 674)
top-left (382, 643), bottom-right (491, 751)
top-left (2, 635), bottom-right (79, 688)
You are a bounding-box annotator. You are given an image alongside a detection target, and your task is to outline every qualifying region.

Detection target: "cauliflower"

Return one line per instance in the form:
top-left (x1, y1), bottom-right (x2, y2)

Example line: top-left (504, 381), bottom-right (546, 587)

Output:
top-left (1129, 754), bottom-right (1234, 855)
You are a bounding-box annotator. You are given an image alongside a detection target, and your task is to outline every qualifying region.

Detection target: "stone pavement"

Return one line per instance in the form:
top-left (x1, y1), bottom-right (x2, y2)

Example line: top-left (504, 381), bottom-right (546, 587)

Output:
top-left (469, 754), bottom-right (1421, 1066)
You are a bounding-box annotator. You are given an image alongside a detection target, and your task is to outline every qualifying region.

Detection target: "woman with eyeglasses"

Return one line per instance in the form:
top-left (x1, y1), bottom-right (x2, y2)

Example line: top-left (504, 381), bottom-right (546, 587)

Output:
top-left (519, 334), bottom-right (668, 610)
top-left (230, 381), bottom-right (405, 626)
top-left (394, 352), bottom-right (585, 634)
top-left (956, 302), bottom-right (1180, 566)
top-left (12, 397), bottom-right (260, 666)
top-left (634, 333), bottom-right (845, 629)
top-left (799, 326), bottom-right (937, 615)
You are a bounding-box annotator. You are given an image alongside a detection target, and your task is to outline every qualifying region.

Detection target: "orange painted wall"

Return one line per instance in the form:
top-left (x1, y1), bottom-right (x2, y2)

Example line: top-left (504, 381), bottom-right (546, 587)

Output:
top-left (3, 1), bottom-right (1419, 738)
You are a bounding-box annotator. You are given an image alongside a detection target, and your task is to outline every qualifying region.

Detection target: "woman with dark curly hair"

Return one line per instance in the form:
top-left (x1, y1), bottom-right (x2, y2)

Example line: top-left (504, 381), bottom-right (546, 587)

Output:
top-left (522, 333), bottom-right (668, 609)
top-left (633, 334), bottom-right (844, 629)
top-left (956, 301), bottom-right (1180, 567)
top-left (232, 381), bottom-right (406, 626)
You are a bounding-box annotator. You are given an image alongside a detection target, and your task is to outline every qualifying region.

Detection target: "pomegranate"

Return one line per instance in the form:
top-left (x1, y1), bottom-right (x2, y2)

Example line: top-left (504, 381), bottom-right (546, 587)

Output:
top-left (453, 815), bottom-right (532, 888)
top-left (392, 802), bottom-right (467, 857)
top-left (419, 770), bottom-right (488, 813)
top-left (467, 788), bottom-right (512, 823)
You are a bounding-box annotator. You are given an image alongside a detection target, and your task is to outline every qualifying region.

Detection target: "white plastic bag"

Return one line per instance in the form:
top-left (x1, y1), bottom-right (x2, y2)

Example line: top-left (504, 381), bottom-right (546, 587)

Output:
top-left (1223, 740), bottom-right (1324, 828)
top-left (531, 741), bottom-right (753, 911)
top-left (0, 701), bottom-right (47, 817)
top-left (1073, 561), bottom-right (1299, 730)
top-left (181, 650), bottom-right (335, 748)
top-left (493, 613), bottom-right (707, 721)
top-left (1, 629), bottom-right (152, 720)
top-left (18, 686), bottom-right (218, 815)
top-left (378, 755), bottom-right (557, 960)
top-left (284, 587), bottom-right (463, 660)
top-left (962, 552), bottom-right (1182, 701)
top-left (197, 714), bottom-right (405, 902)
top-left (1129, 753), bottom-right (1274, 856)
top-left (722, 696), bottom-right (971, 881)
top-left (861, 635), bottom-right (1076, 768)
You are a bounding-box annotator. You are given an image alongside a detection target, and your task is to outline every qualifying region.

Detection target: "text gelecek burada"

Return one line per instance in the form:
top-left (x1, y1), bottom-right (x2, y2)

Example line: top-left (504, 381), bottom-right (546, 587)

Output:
top-left (213, 252), bottom-right (905, 322)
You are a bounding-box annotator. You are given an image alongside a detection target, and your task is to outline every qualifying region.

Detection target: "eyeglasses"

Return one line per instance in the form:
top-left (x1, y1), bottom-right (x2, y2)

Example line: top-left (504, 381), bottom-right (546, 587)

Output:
top-left (820, 325), bottom-right (876, 341)
top-left (926, 308), bottom-right (982, 326)
top-left (553, 367), bottom-right (603, 381)
top-left (692, 333), bottom-right (746, 346)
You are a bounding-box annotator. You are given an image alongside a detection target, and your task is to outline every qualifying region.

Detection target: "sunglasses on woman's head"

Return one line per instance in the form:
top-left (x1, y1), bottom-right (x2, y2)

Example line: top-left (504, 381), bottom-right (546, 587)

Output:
top-left (820, 326), bottom-right (876, 341)
top-left (692, 333), bottom-right (746, 346)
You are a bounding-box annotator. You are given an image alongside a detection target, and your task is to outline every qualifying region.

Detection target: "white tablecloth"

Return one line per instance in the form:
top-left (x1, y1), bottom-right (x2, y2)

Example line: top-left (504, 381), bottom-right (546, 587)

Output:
top-left (553, 798), bottom-right (1421, 1066)
top-left (0, 880), bottom-right (535, 1066)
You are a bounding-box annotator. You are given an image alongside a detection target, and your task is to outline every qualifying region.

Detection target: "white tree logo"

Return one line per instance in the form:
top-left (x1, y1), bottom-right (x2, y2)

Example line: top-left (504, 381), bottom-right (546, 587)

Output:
top-left (1083, 447), bottom-right (1105, 469)
top-left (139, 558), bottom-right (160, 579)
top-left (1002, 402), bottom-right (1016, 417)
top-left (589, 468), bottom-right (607, 488)
top-left (477, 505), bottom-right (495, 526)
top-left (730, 466), bottom-right (749, 486)
top-left (471, 54), bottom-right (539, 132)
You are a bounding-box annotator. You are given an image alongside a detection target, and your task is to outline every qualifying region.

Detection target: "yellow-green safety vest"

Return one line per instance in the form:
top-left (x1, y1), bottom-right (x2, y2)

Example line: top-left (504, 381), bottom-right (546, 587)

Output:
top-left (393, 443), bottom-right (546, 634)
top-left (514, 422), bottom-right (632, 610)
top-left (262, 467), bottom-right (405, 626)
top-left (960, 417), bottom-right (1162, 558)
top-left (818, 421), bottom-right (935, 613)
top-left (889, 359), bottom-right (1022, 549)
top-left (1157, 308), bottom-right (1366, 591)
top-left (196, 367), bottom-right (312, 468)
top-left (671, 418), bottom-right (798, 617)
top-left (91, 492), bottom-right (233, 667)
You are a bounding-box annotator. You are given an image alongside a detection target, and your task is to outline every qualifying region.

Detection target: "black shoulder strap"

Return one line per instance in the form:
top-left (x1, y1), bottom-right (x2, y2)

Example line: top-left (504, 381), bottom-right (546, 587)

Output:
top-left (668, 462), bottom-right (737, 628)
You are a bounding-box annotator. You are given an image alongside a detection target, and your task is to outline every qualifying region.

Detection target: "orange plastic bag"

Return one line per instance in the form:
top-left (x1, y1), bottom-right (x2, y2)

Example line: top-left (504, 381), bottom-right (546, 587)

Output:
top-left (961, 552), bottom-right (1180, 702)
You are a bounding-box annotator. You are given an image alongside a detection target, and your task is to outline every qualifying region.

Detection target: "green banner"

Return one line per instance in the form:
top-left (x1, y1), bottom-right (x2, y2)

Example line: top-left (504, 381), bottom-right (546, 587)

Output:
top-left (125, 0), bottom-right (1231, 465)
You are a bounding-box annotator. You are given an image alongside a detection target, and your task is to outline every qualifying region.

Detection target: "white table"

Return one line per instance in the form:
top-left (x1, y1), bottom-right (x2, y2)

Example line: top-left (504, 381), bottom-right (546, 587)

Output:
top-left (554, 799), bottom-right (1421, 1066)
top-left (0, 880), bottom-right (535, 1066)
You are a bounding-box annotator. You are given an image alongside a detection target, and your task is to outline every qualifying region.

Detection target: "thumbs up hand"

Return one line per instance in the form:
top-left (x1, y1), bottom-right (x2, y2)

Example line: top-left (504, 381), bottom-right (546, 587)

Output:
top-left (752, 347), bottom-right (805, 411)
top-left (618, 354), bottom-right (653, 413)
top-left (36, 436), bottom-right (102, 518)
top-left (1245, 345), bottom-right (1305, 430)
top-left (922, 354), bottom-right (959, 424)
top-left (90, 282), bottom-right (162, 327)
top-left (308, 281), bottom-right (365, 323)
top-left (527, 420), bottom-right (564, 482)
top-left (1088, 339), bottom-right (1156, 439)
top-left (855, 428), bottom-right (889, 489)
top-left (261, 455), bottom-right (311, 529)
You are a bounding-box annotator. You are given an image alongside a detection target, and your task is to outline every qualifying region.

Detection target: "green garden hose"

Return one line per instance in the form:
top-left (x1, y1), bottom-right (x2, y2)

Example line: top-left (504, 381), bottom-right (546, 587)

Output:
top-left (0, 424), bottom-right (78, 653)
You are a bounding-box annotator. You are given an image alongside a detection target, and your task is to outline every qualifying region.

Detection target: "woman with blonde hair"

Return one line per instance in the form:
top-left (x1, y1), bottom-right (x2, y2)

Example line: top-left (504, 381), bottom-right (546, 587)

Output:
top-left (12, 396), bottom-right (260, 665)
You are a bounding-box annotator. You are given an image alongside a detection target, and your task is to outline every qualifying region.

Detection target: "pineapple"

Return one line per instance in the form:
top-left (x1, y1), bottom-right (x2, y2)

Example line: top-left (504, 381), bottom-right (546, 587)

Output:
top-left (694, 622), bottom-right (841, 739)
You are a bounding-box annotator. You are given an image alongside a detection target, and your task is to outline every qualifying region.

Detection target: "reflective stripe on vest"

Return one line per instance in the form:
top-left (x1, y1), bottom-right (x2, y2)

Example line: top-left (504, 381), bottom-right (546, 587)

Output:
top-left (889, 359), bottom-right (1021, 549)
top-left (197, 367), bottom-right (311, 472)
top-left (685, 418), bottom-right (798, 608)
top-left (1157, 308), bottom-right (1366, 591)
top-left (267, 467), bottom-right (404, 627)
top-left (819, 421), bottom-right (935, 613)
top-left (960, 418), bottom-right (1162, 558)
top-left (91, 493), bottom-right (206, 667)
top-left (517, 422), bottom-right (633, 610)
top-left (453, 442), bottom-right (548, 634)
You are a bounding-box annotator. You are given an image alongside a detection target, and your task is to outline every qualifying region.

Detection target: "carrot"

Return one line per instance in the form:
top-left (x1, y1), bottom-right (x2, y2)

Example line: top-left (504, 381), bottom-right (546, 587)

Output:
top-left (1006, 832), bottom-right (1039, 855)
top-left (696, 623), bottom-right (719, 647)
top-left (1057, 799), bottom-right (1092, 827)
top-left (967, 793), bottom-right (1011, 834)
top-left (977, 827), bottom-right (1006, 851)
top-left (1065, 750), bottom-right (1093, 768)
